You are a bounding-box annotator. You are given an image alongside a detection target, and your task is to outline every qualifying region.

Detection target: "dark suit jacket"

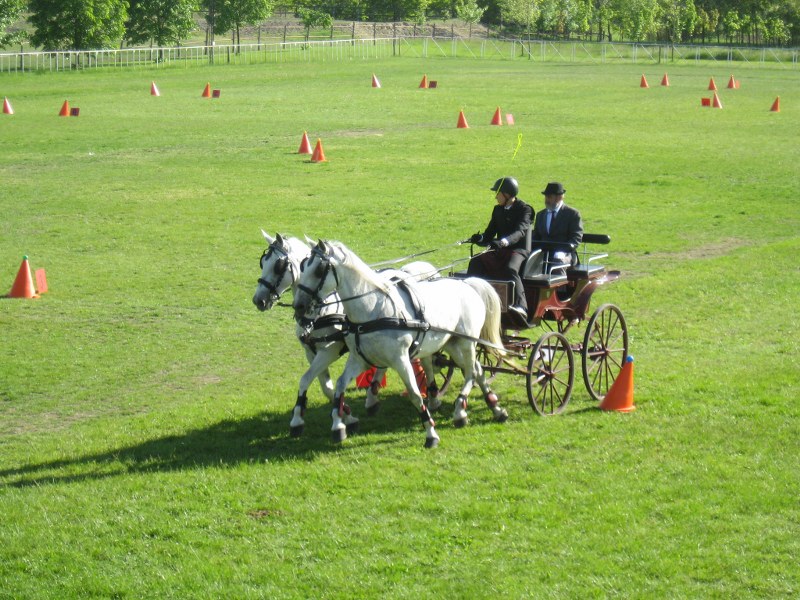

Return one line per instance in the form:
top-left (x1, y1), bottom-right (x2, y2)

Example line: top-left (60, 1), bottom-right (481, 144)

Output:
top-left (478, 199), bottom-right (533, 252)
top-left (532, 203), bottom-right (584, 258)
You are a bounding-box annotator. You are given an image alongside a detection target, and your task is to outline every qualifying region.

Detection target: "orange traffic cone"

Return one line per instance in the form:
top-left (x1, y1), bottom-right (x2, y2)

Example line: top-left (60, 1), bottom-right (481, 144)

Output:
top-left (712, 92), bottom-right (723, 109)
top-left (419, 74), bottom-right (428, 89)
top-left (298, 131), bottom-right (312, 154)
top-left (661, 73), bottom-right (670, 86)
top-left (371, 74), bottom-right (381, 88)
top-left (770, 96), bottom-right (780, 112)
top-left (457, 110), bottom-right (469, 129)
top-left (59, 100), bottom-right (70, 116)
top-left (356, 366), bottom-right (387, 389)
top-left (311, 138), bottom-right (327, 163)
top-left (727, 75), bottom-right (735, 89)
top-left (201, 83), bottom-right (211, 97)
top-left (708, 77), bottom-right (717, 91)
top-left (491, 107), bottom-right (502, 125)
top-left (150, 81), bottom-right (160, 96)
top-left (3, 97), bottom-right (13, 115)
top-left (7, 256), bottom-right (39, 299)
top-left (598, 356), bottom-right (635, 412)
top-left (640, 74), bottom-right (649, 88)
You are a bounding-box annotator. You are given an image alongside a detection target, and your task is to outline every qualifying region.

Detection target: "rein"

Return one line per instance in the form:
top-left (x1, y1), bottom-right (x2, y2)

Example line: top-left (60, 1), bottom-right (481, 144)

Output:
top-left (367, 241), bottom-right (464, 268)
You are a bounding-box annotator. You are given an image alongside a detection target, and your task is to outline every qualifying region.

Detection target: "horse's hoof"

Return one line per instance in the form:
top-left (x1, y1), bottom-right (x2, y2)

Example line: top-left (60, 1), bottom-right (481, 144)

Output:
top-left (453, 418), bottom-right (468, 429)
top-left (366, 403), bottom-right (380, 417)
top-left (345, 420), bottom-right (359, 435)
top-left (494, 410), bottom-right (509, 423)
top-left (424, 437), bottom-right (440, 449)
top-left (331, 428), bottom-right (347, 443)
top-left (290, 425), bottom-right (304, 437)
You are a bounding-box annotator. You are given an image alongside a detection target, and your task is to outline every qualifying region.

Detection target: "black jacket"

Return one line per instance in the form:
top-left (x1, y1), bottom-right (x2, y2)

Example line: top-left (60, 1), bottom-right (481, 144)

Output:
top-left (532, 203), bottom-right (583, 251)
top-left (478, 199), bottom-right (533, 252)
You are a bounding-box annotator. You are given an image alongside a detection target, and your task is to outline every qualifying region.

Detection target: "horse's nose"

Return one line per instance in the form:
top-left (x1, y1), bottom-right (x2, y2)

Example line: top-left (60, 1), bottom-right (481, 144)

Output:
top-left (253, 294), bottom-right (267, 311)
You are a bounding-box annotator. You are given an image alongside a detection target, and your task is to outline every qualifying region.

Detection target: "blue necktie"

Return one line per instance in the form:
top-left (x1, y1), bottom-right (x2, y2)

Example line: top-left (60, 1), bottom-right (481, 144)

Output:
top-left (546, 210), bottom-right (555, 234)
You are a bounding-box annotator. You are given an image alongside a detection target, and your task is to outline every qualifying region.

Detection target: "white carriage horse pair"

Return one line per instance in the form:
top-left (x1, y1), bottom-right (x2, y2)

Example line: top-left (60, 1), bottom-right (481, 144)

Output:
top-left (289, 239), bottom-right (510, 448)
top-left (253, 232), bottom-right (437, 438)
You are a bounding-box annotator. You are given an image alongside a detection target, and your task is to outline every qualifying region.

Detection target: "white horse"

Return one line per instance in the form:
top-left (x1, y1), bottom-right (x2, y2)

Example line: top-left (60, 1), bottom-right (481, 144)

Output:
top-left (253, 232), bottom-right (440, 437)
top-left (292, 240), bottom-right (509, 449)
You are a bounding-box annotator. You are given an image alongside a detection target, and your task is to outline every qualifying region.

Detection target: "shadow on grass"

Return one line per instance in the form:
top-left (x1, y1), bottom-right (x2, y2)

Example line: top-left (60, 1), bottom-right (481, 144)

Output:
top-left (0, 393), bottom-right (448, 488)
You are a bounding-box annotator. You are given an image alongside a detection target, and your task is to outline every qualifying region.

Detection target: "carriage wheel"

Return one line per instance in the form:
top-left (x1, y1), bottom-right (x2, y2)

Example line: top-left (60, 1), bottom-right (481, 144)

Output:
top-left (526, 332), bottom-right (575, 416)
top-left (431, 352), bottom-right (456, 396)
top-left (582, 303), bottom-right (629, 402)
top-left (476, 345), bottom-right (501, 384)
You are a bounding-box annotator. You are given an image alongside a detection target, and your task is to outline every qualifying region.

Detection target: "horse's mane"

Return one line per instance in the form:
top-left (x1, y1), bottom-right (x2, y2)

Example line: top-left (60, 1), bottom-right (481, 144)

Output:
top-left (327, 241), bottom-right (393, 295)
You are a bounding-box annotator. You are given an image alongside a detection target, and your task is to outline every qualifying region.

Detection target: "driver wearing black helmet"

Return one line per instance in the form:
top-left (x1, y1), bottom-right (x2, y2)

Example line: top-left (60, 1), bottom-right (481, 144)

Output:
top-left (467, 176), bottom-right (533, 319)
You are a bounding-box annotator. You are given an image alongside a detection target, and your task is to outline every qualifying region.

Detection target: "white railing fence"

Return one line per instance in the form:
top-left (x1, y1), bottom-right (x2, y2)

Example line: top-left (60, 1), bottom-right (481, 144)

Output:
top-left (1, 37), bottom-right (797, 73)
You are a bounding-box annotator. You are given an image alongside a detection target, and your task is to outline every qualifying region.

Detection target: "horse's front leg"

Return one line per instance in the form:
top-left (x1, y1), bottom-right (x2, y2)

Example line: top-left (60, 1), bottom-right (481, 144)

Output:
top-left (301, 342), bottom-right (337, 401)
top-left (331, 354), bottom-right (369, 443)
top-left (289, 342), bottom-right (339, 437)
top-left (418, 356), bottom-right (442, 412)
top-left (392, 357), bottom-right (440, 449)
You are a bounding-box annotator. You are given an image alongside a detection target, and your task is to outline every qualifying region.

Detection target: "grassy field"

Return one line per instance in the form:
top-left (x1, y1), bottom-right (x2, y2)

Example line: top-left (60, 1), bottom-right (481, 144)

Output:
top-left (1, 57), bottom-right (798, 598)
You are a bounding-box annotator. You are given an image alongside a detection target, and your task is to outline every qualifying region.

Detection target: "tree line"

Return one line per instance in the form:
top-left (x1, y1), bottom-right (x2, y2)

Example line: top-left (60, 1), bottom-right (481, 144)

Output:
top-left (1, 0), bottom-right (798, 52)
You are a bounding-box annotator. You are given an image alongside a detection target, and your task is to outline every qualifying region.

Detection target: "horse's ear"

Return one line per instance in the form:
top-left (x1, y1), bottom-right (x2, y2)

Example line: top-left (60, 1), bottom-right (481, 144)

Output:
top-left (303, 234), bottom-right (315, 249)
top-left (261, 229), bottom-right (275, 244)
top-left (275, 233), bottom-right (284, 247)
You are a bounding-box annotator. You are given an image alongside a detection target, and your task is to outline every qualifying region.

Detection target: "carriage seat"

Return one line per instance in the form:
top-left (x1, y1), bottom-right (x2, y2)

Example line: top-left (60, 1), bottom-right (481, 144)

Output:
top-left (520, 249), bottom-right (569, 286)
top-left (566, 233), bottom-right (610, 280)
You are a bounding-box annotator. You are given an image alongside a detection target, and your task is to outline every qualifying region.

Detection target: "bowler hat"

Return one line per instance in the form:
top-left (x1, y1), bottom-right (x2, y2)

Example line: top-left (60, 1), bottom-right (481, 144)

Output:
top-left (542, 182), bottom-right (566, 195)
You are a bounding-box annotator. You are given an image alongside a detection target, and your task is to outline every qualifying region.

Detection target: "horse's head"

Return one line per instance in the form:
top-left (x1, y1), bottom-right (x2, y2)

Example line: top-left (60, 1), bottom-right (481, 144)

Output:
top-left (252, 231), bottom-right (300, 312)
top-left (292, 240), bottom-right (339, 320)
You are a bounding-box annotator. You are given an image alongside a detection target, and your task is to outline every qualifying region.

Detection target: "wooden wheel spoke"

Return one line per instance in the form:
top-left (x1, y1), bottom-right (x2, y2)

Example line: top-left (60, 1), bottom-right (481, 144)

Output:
top-left (527, 331), bottom-right (574, 416)
top-left (582, 304), bottom-right (629, 402)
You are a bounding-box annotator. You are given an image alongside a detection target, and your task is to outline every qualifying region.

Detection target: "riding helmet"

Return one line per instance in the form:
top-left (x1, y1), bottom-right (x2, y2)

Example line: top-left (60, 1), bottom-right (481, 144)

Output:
top-left (490, 177), bottom-right (519, 197)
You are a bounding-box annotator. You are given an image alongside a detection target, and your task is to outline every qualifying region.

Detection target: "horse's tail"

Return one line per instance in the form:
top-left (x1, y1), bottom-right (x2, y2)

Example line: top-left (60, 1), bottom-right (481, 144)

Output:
top-left (464, 277), bottom-right (506, 357)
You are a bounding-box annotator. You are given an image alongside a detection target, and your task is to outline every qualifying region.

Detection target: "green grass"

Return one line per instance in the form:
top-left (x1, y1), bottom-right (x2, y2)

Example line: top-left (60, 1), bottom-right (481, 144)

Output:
top-left (1, 58), bottom-right (798, 598)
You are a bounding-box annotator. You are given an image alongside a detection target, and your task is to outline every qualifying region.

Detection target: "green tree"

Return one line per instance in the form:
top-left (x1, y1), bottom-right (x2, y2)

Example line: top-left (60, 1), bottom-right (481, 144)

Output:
top-left (498, 0), bottom-right (541, 33)
top-left (28, 0), bottom-right (127, 51)
top-left (659, 0), bottom-right (698, 42)
top-left (125, 0), bottom-right (198, 52)
top-left (610, 0), bottom-right (659, 41)
top-left (216, 0), bottom-right (274, 49)
top-left (764, 14), bottom-right (789, 44)
top-left (0, 0), bottom-right (26, 48)
top-left (456, 0), bottom-right (487, 38)
top-left (591, 0), bottom-right (614, 41)
top-left (537, 0), bottom-right (593, 37)
top-left (298, 8), bottom-right (332, 40)
top-left (721, 8), bottom-right (740, 43)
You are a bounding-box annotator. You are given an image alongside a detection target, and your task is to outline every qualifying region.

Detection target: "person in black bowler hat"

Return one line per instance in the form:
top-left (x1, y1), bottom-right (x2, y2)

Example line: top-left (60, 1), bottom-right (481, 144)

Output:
top-left (532, 182), bottom-right (583, 267)
top-left (467, 176), bottom-right (533, 319)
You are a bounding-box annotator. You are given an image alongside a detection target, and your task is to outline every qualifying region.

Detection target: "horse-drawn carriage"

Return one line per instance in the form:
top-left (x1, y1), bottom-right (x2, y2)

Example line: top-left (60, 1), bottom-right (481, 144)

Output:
top-left (444, 233), bottom-right (629, 416)
top-left (254, 231), bottom-right (628, 447)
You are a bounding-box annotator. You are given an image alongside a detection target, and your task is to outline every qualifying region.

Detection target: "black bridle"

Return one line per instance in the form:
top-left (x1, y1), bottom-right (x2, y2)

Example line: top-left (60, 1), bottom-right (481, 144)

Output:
top-left (296, 246), bottom-right (339, 306)
top-left (256, 242), bottom-right (296, 302)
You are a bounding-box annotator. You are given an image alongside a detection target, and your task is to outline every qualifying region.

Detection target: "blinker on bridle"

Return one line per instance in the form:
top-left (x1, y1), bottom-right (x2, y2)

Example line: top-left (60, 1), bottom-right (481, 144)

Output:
top-left (257, 243), bottom-right (293, 299)
top-left (297, 247), bottom-right (338, 305)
